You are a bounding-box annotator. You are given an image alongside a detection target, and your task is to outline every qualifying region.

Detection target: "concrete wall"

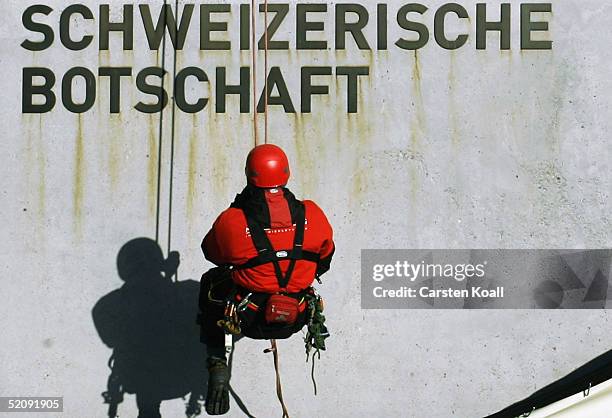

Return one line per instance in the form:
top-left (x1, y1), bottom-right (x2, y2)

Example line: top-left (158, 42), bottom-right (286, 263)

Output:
top-left (1, 1), bottom-right (611, 417)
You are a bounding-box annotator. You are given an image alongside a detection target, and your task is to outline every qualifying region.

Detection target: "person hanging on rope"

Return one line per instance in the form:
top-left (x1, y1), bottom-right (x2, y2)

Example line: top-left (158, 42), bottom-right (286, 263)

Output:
top-left (198, 144), bottom-right (334, 415)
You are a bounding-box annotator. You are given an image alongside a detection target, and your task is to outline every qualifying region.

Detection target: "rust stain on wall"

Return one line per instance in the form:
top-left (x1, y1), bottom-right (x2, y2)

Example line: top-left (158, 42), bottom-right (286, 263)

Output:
top-left (409, 50), bottom-right (426, 202)
top-left (350, 74), bottom-right (372, 205)
top-left (306, 112), bottom-right (326, 201)
top-left (411, 49), bottom-right (425, 149)
top-left (350, 129), bottom-right (371, 206)
top-left (357, 82), bottom-right (370, 146)
top-left (108, 114), bottom-right (122, 191)
top-left (218, 116), bottom-right (230, 198)
top-left (98, 50), bottom-right (109, 113)
top-left (239, 113), bottom-right (250, 148)
top-left (187, 113), bottom-right (198, 219)
top-left (21, 113), bottom-right (46, 242)
top-left (74, 115), bottom-right (85, 237)
top-left (208, 113), bottom-right (227, 201)
top-left (293, 113), bottom-right (314, 197)
top-left (206, 76), bottom-right (213, 117)
top-left (366, 50), bottom-right (374, 89)
top-left (126, 49), bottom-right (135, 111)
top-left (347, 114), bottom-right (361, 205)
top-left (23, 115), bottom-right (35, 211)
top-left (334, 75), bottom-right (343, 152)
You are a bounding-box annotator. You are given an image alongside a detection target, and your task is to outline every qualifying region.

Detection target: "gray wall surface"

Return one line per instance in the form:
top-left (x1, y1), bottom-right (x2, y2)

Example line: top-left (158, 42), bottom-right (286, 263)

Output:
top-left (1, 1), bottom-right (611, 417)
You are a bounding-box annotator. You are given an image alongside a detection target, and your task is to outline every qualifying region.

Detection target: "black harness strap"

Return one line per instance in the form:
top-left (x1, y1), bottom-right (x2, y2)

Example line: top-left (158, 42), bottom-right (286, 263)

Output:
top-left (237, 249), bottom-right (320, 270)
top-left (281, 205), bottom-right (305, 288)
top-left (242, 202), bottom-right (307, 291)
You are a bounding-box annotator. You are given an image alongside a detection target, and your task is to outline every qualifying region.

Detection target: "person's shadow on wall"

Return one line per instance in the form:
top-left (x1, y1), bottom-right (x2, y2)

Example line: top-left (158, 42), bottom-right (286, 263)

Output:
top-left (92, 238), bottom-right (207, 418)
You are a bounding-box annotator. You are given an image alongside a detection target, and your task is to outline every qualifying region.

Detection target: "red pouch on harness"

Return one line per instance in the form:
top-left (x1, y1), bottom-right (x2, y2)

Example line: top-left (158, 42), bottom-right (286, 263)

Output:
top-left (265, 294), bottom-right (299, 325)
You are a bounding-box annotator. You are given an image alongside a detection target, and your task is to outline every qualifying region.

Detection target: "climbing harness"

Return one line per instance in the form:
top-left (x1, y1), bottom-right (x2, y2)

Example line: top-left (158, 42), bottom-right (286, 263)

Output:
top-left (208, 197), bottom-right (329, 416)
top-left (238, 202), bottom-right (320, 279)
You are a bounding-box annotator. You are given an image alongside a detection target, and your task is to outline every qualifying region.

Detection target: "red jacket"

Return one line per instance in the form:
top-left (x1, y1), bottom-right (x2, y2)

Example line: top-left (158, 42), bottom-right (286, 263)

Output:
top-left (202, 189), bottom-right (334, 293)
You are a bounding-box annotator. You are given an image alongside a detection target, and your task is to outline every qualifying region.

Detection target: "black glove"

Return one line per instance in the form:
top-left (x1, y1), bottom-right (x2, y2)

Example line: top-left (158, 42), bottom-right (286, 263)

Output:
top-left (205, 358), bottom-right (230, 415)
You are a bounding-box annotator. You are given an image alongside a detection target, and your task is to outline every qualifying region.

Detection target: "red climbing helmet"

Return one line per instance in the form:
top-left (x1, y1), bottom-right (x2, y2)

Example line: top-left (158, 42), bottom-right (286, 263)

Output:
top-left (245, 144), bottom-right (290, 188)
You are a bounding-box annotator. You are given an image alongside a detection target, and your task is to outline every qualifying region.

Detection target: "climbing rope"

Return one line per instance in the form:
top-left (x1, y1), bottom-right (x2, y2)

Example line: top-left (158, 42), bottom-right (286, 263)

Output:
top-left (167, 0), bottom-right (179, 281)
top-left (250, 0), bottom-right (258, 146)
top-left (157, 0), bottom-right (271, 267)
top-left (255, 10), bottom-right (288, 415)
top-left (264, 0), bottom-right (269, 144)
top-left (250, 0), bottom-right (270, 145)
top-left (264, 339), bottom-right (290, 418)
